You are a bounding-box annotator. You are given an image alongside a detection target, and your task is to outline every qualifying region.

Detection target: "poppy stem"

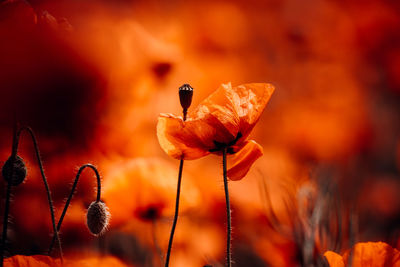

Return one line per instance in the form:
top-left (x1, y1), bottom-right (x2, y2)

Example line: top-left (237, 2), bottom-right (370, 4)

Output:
top-left (0, 183), bottom-right (11, 267)
top-left (0, 119), bottom-right (17, 267)
top-left (165, 157), bottom-right (184, 267)
top-left (222, 147), bottom-right (232, 267)
top-left (48, 164), bottom-right (101, 254)
top-left (165, 106), bottom-right (188, 267)
top-left (183, 108), bottom-right (187, 121)
top-left (20, 127), bottom-right (63, 261)
top-left (1, 126), bottom-right (63, 264)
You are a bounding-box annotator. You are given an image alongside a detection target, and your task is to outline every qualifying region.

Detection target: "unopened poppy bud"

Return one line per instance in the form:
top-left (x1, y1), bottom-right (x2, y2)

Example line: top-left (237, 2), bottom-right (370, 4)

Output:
top-left (2, 155), bottom-right (27, 186)
top-left (179, 84), bottom-right (193, 111)
top-left (86, 201), bottom-right (110, 236)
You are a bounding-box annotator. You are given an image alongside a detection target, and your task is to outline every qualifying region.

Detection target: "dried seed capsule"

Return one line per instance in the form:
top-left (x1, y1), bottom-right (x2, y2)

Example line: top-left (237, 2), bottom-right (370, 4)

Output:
top-left (2, 155), bottom-right (27, 186)
top-left (86, 201), bottom-right (110, 236)
top-left (179, 84), bottom-right (193, 110)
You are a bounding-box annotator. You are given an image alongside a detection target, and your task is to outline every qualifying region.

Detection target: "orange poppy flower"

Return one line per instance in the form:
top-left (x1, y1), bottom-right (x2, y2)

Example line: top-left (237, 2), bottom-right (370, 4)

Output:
top-left (324, 242), bottom-right (400, 267)
top-left (157, 82), bottom-right (274, 180)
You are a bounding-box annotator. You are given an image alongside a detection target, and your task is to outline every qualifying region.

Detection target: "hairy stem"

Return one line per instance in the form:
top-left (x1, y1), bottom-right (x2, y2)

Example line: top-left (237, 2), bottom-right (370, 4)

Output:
top-left (165, 107), bottom-right (188, 267)
top-left (222, 147), bottom-right (232, 267)
top-left (0, 183), bottom-right (12, 267)
top-left (48, 163), bottom-right (101, 254)
top-left (20, 127), bottom-right (63, 261)
top-left (2, 126), bottom-right (63, 264)
top-left (165, 157), bottom-right (184, 267)
top-left (0, 120), bottom-right (17, 267)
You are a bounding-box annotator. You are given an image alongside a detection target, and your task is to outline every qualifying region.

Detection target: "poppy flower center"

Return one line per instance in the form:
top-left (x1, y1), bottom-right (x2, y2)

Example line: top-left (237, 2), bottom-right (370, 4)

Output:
top-left (209, 132), bottom-right (243, 154)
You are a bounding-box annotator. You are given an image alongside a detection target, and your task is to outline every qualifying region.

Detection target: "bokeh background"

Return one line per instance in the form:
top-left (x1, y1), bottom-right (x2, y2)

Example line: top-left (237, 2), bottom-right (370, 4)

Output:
top-left (0, 0), bottom-right (400, 266)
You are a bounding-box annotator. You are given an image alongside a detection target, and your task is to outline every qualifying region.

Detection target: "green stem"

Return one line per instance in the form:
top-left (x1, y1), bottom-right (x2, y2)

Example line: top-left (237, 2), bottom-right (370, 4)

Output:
top-left (165, 157), bottom-right (184, 267)
top-left (222, 148), bottom-right (232, 267)
top-left (48, 164), bottom-right (101, 254)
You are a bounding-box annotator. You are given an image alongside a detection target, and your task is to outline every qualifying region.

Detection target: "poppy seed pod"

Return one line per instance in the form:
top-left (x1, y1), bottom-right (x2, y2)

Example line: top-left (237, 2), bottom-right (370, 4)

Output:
top-left (2, 155), bottom-right (27, 186)
top-left (86, 201), bottom-right (110, 236)
top-left (179, 84), bottom-right (193, 110)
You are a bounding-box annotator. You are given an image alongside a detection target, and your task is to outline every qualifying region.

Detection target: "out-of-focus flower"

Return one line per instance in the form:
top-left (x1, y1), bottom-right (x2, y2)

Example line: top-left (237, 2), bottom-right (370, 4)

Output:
top-left (66, 255), bottom-right (131, 267)
top-left (4, 254), bottom-right (130, 267)
top-left (157, 82), bottom-right (274, 180)
top-left (324, 242), bottom-right (400, 267)
top-left (4, 255), bottom-right (61, 267)
top-left (102, 158), bottom-right (199, 225)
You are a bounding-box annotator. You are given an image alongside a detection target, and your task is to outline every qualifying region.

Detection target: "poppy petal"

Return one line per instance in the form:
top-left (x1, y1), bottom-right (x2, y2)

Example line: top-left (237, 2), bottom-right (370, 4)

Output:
top-left (342, 242), bottom-right (400, 266)
top-left (324, 251), bottom-right (345, 267)
top-left (5, 255), bottom-right (61, 267)
top-left (190, 82), bottom-right (241, 144)
top-left (227, 140), bottom-right (263, 181)
top-left (157, 83), bottom-right (274, 159)
top-left (188, 82), bottom-right (274, 146)
top-left (157, 113), bottom-right (211, 159)
top-left (234, 83), bottom-right (275, 140)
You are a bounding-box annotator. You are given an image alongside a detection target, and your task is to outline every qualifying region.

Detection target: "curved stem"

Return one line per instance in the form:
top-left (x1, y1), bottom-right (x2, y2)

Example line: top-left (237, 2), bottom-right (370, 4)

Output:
top-left (0, 183), bottom-right (11, 267)
top-left (222, 147), bottom-right (232, 267)
top-left (48, 163), bottom-right (101, 254)
top-left (0, 119), bottom-right (17, 267)
top-left (165, 158), bottom-right (184, 267)
top-left (17, 127), bottom-right (63, 261)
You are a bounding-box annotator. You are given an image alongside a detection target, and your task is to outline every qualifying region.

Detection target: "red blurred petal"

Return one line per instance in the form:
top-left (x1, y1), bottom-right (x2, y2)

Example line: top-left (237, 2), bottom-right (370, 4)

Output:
top-left (343, 242), bottom-right (400, 267)
top-left (68, 255), bottom-right (130, 267)
top-left (325, 242), bottom-right (400, 267)
top-left (324, 251), bottom-right (345, 267)
top-left (4, 255), bottom-right (61, 267)
top-left (227, 140), bottom-right (263, 181)
top-left (4, 254), bottom-right (131, 267)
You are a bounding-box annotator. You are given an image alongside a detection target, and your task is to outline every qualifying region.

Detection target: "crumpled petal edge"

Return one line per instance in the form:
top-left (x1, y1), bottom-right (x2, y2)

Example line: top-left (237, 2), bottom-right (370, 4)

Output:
top-left (227, 140), bottom-right (263, 181)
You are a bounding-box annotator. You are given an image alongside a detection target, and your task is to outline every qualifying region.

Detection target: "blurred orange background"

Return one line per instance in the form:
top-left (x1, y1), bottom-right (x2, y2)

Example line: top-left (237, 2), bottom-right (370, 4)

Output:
top-left (0, 0), bottom-right (400, 266)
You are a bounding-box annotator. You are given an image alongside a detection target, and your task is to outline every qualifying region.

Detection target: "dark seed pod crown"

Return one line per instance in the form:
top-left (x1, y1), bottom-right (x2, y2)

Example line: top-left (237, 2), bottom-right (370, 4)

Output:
top-left (2, 155), bottom-right (27, 186)
top-left (86, 201), bottom-right (110, 236)
top-left (179, 84), bottom-right (193, 110)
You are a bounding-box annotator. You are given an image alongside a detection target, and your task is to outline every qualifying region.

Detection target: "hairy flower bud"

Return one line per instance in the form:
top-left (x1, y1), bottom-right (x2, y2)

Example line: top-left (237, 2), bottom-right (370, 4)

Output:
top-left (179, 84), bottom-right (193, 111)
top-left (86, 201), bottom-right (110, 236)
top-left (2, 155), bottom-right (27, 186)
